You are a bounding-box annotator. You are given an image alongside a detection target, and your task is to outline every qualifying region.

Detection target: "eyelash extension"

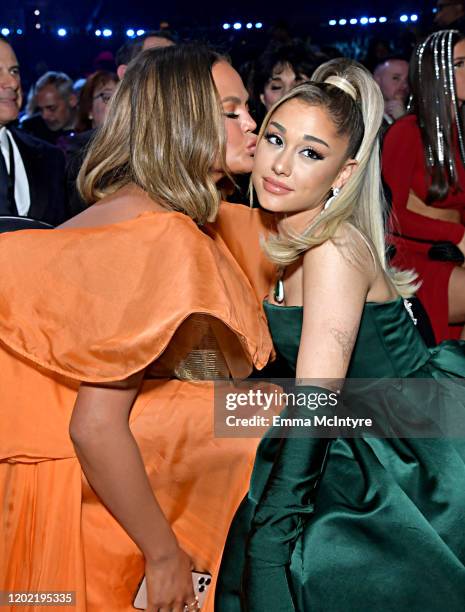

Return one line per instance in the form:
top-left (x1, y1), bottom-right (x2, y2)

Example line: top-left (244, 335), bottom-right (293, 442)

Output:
top-left (223, 112), bottom-right (239, 119)
top-left (264, 131), bottom-right (282, 144)
top-left (264, 131), bottom-right (324, 160)
top-left (304, 148), bottom-right (324, 161)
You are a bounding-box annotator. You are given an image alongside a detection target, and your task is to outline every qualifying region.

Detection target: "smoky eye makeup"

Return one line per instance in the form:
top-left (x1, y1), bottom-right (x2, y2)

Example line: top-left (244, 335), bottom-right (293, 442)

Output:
top-left (264, 131), bottom-right (325, 160)
top-left (301, 147), bottom-right (325, 161)
top-left (264, 131), bottom-right (283, 145)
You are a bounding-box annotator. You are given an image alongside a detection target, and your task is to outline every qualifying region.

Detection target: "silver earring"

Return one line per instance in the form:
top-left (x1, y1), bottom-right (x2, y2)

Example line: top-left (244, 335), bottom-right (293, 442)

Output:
top-left (324, 186), bottom-right (340, 211)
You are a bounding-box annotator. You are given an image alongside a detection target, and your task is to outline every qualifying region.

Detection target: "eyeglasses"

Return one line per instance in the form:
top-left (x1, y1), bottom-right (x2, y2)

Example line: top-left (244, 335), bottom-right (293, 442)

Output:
top-left (92, 91), bottom-right (113, 104)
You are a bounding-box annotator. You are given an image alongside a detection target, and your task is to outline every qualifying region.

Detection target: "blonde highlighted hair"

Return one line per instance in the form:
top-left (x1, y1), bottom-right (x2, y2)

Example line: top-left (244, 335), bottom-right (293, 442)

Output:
top-left (77, 44), bottom-right (228, 225)
top-left (259, 58), bottom-right (418, 297)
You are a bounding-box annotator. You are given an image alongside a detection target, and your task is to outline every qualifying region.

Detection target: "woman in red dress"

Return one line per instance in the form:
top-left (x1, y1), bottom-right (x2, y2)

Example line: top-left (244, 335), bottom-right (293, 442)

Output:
top-left (382, 30), bottom-right (465, 342)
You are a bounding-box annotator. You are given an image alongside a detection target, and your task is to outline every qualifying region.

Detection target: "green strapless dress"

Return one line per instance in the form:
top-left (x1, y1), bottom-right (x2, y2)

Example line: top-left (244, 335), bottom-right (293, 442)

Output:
top-left (216, 298), bottom-right (465, 611)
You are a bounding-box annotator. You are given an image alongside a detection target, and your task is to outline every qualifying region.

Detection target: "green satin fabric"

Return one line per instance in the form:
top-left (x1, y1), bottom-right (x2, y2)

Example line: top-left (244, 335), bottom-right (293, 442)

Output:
top-left (216, 298), bottom-right (465, 611)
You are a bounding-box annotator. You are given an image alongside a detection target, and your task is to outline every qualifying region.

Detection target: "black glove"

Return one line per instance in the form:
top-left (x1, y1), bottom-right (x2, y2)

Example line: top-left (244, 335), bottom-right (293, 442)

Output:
top-left (428, 241), bottom-right (464, 264)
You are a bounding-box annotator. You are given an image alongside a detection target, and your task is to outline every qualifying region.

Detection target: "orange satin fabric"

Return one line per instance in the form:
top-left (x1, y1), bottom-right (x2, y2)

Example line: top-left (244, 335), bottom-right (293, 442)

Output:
top-left (206, 202), bottom-right (277, 308)
top-left (0, 202), bottom-right (274, 611)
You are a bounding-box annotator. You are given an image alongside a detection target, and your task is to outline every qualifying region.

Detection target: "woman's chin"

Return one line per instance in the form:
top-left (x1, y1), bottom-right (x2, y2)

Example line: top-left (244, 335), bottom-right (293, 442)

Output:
top-left (228, 164), bottom-right (254, 176)
top-left (211, 170), bottom-right (225, 184)
top-left (255, 191), bottom-right (288, 213)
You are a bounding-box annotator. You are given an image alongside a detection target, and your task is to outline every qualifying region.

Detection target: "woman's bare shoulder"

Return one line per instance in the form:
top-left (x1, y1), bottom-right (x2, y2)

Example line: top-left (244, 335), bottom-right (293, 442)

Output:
top-left (59, 184), bottom-right (165, 229)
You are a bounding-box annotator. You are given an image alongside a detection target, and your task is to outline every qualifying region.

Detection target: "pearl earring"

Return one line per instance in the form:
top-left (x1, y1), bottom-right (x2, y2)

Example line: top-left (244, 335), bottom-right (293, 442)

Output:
top-left (324, 186), bottom-right (340, 211)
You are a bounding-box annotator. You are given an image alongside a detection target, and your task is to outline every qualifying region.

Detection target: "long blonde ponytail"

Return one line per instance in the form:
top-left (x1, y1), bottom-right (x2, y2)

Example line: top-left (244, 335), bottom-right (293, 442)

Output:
top-left (260, 58), bottom-right (418, 297)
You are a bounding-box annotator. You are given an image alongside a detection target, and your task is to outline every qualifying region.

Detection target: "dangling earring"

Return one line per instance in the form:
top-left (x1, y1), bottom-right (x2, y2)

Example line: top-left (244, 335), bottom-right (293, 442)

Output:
top-left (324, 186), bottom-right (340, 211)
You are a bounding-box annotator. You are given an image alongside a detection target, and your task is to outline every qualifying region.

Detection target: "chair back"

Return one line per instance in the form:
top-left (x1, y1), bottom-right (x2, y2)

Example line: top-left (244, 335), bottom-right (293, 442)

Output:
top-left (0, 216), bottom-right (53, 233)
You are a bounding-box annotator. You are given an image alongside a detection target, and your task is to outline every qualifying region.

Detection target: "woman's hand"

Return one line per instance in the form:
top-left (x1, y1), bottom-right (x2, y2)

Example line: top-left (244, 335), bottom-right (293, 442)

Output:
top-left (385, 98), bottom-right (406, 121)
top-left (70, 374), bottom-right (200, 611)
top-left (145, 547), bottom-right (197, 612)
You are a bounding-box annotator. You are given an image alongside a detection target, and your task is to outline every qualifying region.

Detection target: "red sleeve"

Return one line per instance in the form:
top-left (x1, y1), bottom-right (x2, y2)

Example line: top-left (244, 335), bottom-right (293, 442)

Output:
top-left (382, 116), bottom-right (465, 244)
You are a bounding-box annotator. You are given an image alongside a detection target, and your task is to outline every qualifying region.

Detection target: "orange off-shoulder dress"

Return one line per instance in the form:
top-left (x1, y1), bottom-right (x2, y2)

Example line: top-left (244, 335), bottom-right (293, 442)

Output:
top-left (0, 195), bottom-right (275, 612)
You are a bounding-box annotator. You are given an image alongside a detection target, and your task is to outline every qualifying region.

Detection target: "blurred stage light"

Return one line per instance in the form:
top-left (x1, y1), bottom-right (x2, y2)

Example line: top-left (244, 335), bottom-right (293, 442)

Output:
top-left (255, 22), bottom-right (263, 28)
top-left (360, 17), bottom-right (369, 25)
top-left (57, 28), bottom-right (67, 37)
top-left (400, 14), bottom-right (408, 22)
top-left (223, 23), bottom-right (230, 30)
top-left (136, 29), bottom-right (145, 35)
top-left (329, 19), bottom-right (337, 26)
top-left (35, 23), bottom-right (41, 29)
top-left (102, 28), bottom-right (112, 37)
top-left (95, 29), bottom-right (102, 36)
top-left (1, 28), bottom-right (10, 36)
top-left (34, 9), bottom-right (40, 16)
top-left (339, 19), bottom-right (347, 25)
top-left (369, 17), bottom-right (377, 23)
top-left (410, 14), bottom-right (418, 22)
top-left (350, 18), bottom-right (358, 25)
top-left (246, 22), bottom-right (253, 29)
top-left (379, 16), bottom-right (387, 23)
top-left (233, 22), bottom-right (242, 29)
top-left (16, 28), bottom-right (23, 35)
top-left (126, 28), bottom-right (135, 37)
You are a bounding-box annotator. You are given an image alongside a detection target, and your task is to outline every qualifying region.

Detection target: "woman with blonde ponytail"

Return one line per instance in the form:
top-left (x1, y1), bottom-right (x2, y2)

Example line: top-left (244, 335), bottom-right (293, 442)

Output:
top-left (216, 58), bottom-right (465, 611)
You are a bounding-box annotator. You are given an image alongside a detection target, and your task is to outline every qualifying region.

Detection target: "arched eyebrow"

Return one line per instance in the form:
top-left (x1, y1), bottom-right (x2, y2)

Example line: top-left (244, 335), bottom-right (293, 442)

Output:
top-left (270, 120), bottom-right (330, 148)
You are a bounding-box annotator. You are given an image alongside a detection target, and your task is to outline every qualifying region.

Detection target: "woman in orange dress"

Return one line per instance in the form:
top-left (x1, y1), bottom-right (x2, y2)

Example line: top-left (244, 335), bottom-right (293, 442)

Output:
top-left (0, 44), bottom-right (274, 611)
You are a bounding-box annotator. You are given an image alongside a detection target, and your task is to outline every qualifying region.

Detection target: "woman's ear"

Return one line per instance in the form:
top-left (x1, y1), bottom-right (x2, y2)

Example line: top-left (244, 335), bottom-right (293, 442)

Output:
top-left (334, 159), bottom-right (359, 191)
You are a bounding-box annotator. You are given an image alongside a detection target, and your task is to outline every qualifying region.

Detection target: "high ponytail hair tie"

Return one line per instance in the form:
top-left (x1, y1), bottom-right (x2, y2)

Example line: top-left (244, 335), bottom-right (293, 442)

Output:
top-left (323, 76), bottom-right (357, 101)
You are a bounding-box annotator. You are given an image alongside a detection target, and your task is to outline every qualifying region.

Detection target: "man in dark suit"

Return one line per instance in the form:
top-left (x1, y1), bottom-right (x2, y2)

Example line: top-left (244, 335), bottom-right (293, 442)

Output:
top-left (20, 71), bottom-right (78, 148)
top-left (0, 35), bottom-right (69, 226)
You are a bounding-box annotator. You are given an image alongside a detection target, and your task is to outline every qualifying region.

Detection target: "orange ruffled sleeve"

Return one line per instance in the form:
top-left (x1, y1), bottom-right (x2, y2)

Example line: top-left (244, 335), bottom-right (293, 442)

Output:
top-left (0, 210), bottom-right (272, 382)
top-left (206, 202), bottom-right (277, 305)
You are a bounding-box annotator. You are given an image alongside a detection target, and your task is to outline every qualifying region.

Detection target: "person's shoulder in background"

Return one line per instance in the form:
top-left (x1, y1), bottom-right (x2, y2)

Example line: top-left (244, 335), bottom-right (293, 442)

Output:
top-left (18, 113), bottom-right (57, 145)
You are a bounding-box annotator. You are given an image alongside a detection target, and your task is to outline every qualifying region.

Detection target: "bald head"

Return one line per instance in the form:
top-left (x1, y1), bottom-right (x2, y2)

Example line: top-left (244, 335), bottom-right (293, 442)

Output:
top-left (0, 39), bottom-right (22, 127)
top-left (374, 59), bottom-right (409, 103)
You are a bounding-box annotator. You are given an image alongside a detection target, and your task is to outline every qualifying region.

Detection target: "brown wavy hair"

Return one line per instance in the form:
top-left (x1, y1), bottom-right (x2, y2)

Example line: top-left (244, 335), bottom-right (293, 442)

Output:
top-left (77, 44), bottom-right (227, 224)
top-left (75, 70), bottom-right (118, 132)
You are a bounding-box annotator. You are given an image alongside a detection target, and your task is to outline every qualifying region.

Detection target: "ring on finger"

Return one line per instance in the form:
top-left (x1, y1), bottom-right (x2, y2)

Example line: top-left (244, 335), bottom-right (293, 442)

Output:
top-left (183, 597), bottom-right (200, 611)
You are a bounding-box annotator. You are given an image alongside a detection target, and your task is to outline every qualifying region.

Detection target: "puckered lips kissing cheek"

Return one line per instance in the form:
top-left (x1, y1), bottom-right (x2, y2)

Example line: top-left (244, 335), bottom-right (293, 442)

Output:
top-left (246, 134), bottom-right (257, 158)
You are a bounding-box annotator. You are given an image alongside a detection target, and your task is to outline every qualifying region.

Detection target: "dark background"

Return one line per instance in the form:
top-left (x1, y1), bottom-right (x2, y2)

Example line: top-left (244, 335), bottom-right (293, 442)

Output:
top-left (0, 0), bottom-right (433, 28)
top-left (0, 0), bottom-right (437, 85)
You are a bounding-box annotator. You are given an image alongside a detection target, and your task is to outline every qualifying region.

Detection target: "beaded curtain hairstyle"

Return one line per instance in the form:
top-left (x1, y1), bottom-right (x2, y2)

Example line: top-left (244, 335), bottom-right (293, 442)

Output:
top-left (409, 30), bottom-right (465, 203)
